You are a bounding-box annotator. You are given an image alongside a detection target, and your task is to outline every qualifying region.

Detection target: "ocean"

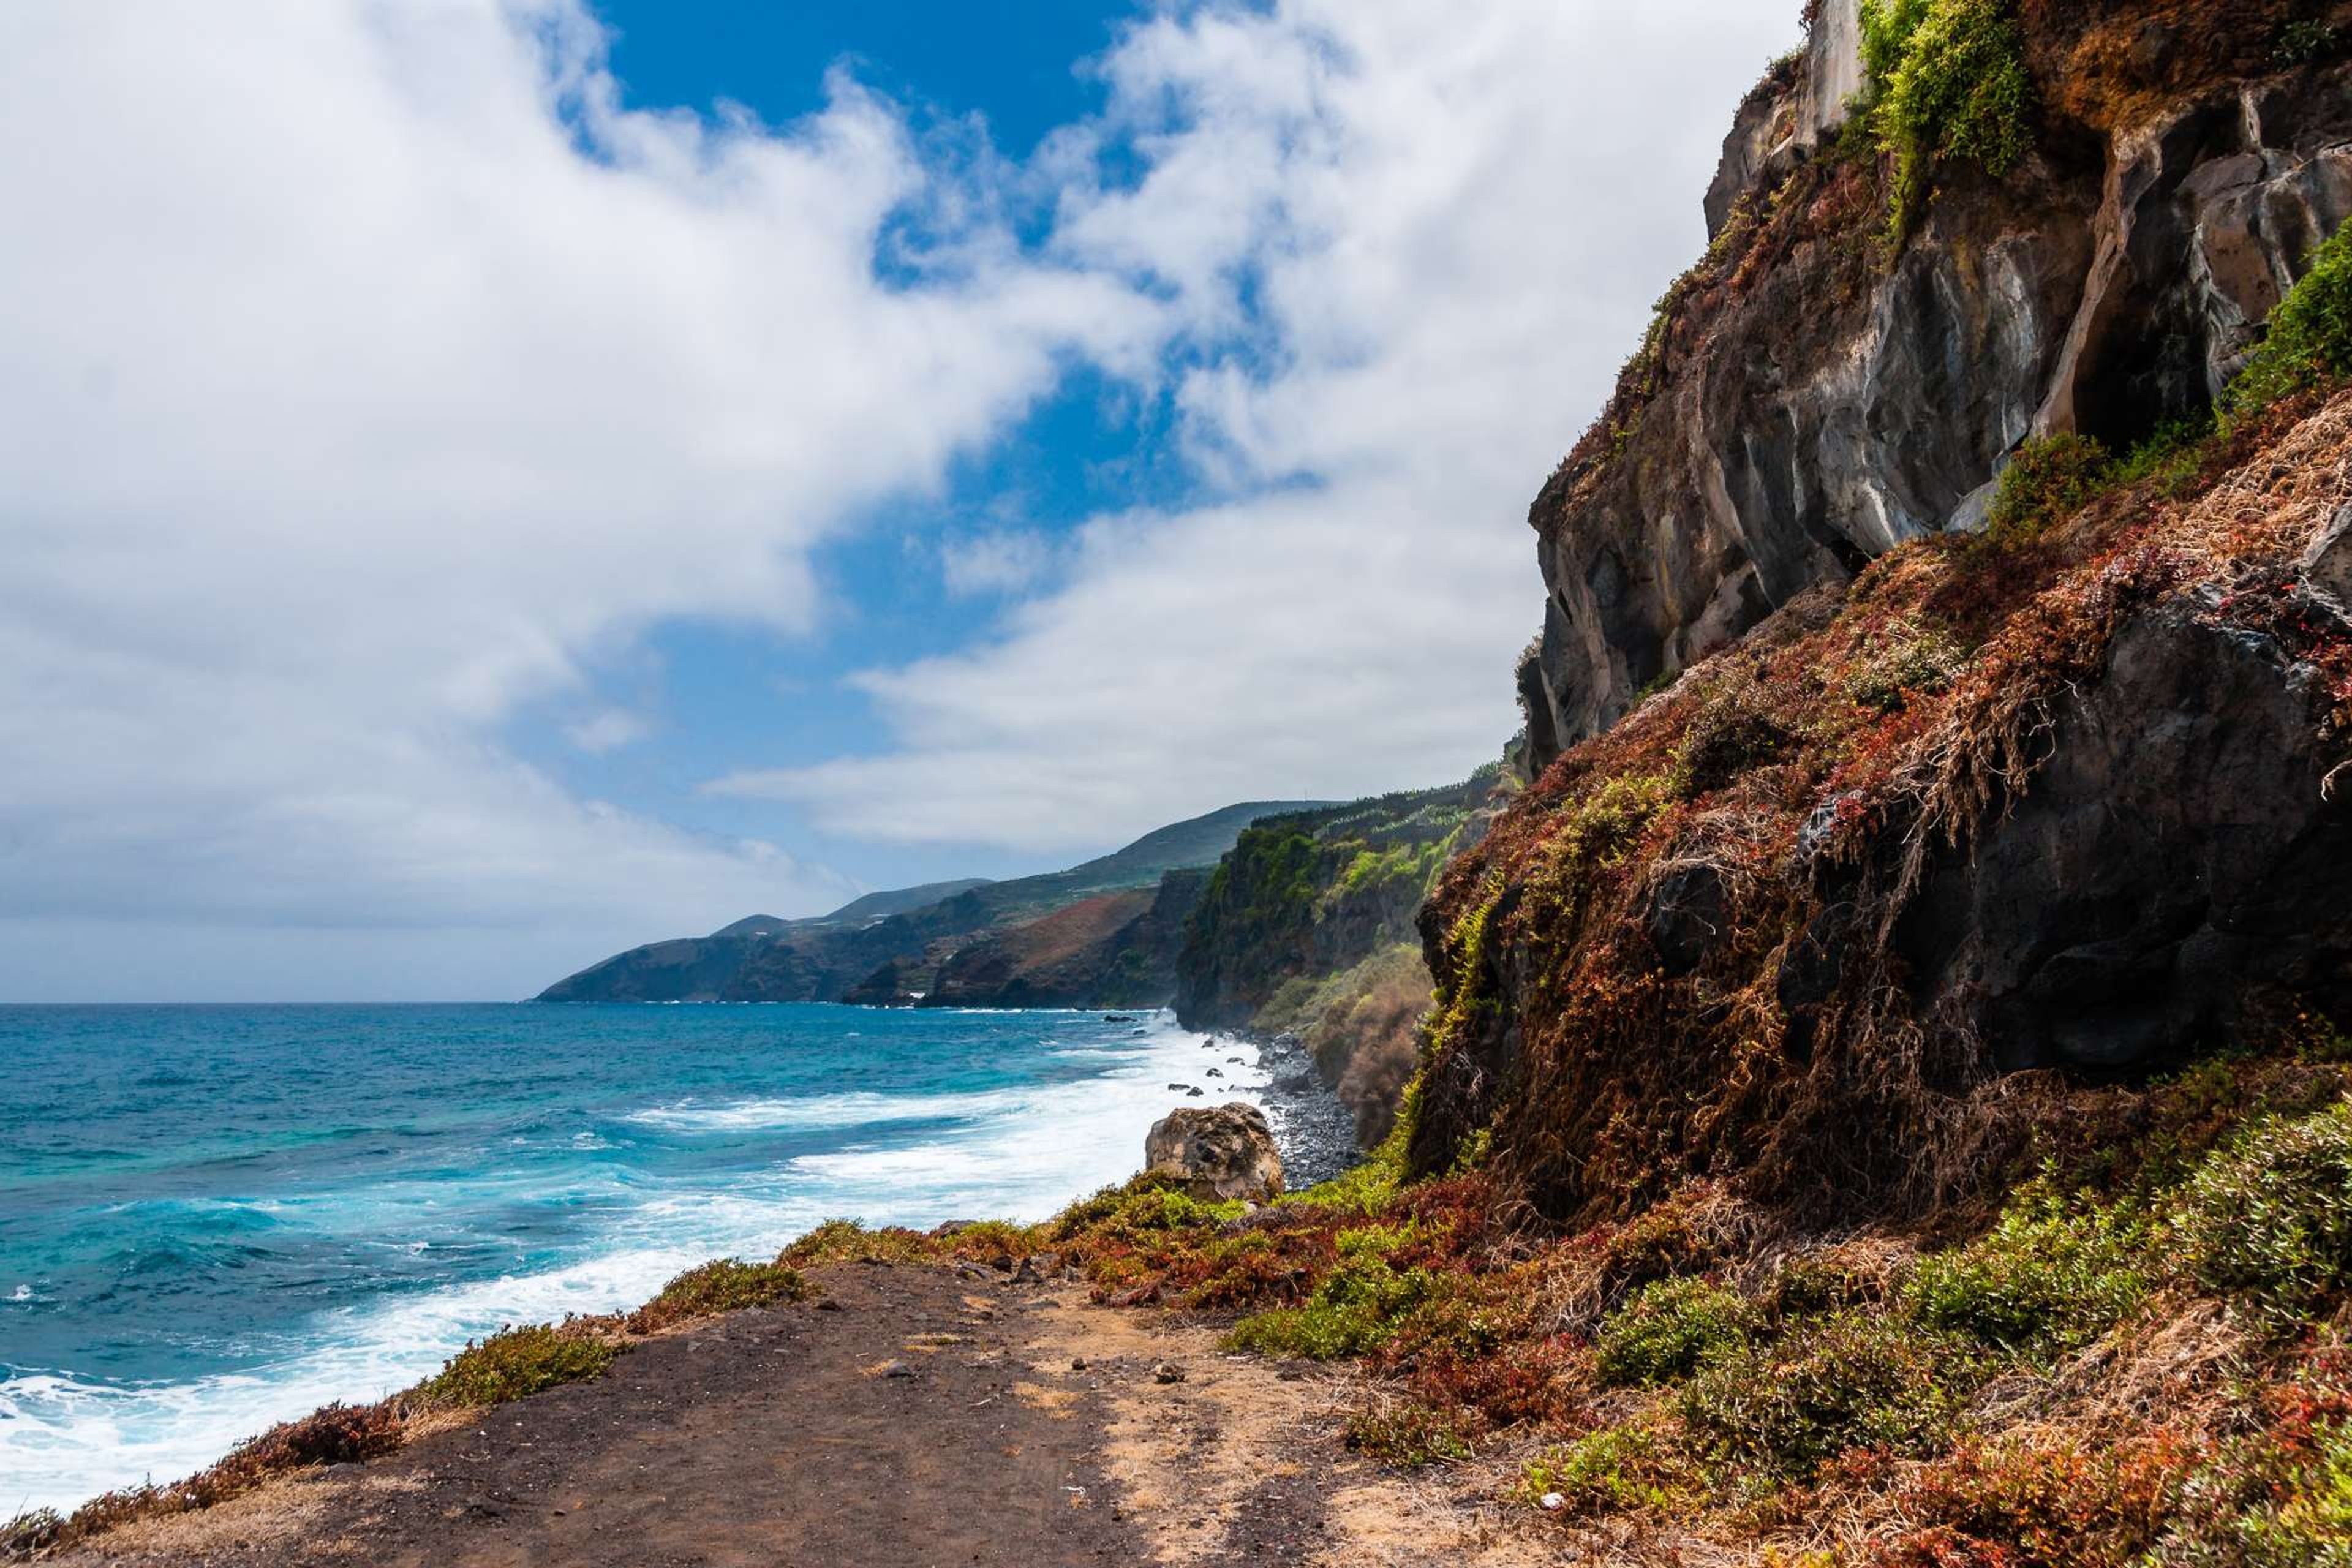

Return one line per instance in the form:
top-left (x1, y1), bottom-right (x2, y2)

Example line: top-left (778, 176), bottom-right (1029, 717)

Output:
top-left (0, 1003), bottom-right (1284, 1514)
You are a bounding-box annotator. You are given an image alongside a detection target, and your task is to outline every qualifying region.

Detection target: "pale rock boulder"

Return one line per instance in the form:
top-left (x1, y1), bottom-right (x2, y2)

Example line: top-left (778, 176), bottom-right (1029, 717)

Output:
top-left (2303, 500), bottom-right (2352, 610)
top-left (1144, 1102), bottom-right (1283, 1203)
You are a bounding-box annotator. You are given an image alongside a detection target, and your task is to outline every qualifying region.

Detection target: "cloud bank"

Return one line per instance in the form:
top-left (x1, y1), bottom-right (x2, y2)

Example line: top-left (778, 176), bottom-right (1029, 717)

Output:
top-left (0, 0), bottom-right (1793, 997)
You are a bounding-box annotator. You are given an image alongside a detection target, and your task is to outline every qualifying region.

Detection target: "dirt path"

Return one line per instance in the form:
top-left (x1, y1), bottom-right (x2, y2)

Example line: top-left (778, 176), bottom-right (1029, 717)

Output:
top-left (47, 1265), bottom-right (1550, 1568)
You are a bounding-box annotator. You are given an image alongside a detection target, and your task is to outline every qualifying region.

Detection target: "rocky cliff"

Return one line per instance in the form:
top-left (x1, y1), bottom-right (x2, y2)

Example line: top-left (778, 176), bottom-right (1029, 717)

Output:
top-left (1518, 0), bottom-right (2352, 767)
top-left (1427, 0), bottom-right (2352, 1226)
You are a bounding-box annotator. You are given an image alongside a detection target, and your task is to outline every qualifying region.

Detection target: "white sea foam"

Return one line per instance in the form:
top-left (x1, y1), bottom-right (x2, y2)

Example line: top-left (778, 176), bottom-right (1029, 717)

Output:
top-left (783, 1021), bottom-right (1272, 1224)
top-left (0, 1013), bottom-right (1260, 1515)
top-left (624, 1086), bottom-right (1028, 1133)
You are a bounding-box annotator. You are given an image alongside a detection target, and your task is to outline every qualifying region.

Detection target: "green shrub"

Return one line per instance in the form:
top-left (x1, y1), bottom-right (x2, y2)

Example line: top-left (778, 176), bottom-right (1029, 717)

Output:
top-left (2175, 1100), bottom-right (2352, 1324)
top-left (2225, 219), bottom-right (2352, 420)
top-left (1844, 622), bottom-right (1967, 713)
top-left (780, 1218), bottom-right (936, 1266)
top-left (1904, 1184), bottom-right (2152, 1356)
top-left (937, 1218), bottom-right (1045, 1264)
top-left (414, 1321), bottom-right (622, 1409)
top-left (2160, 1374), bottom-right (2352, 1566)
top-left (1594, 1277), bottom-right (1760, 1386)
top-left (1862, 0), bottom-right (2034, 245)
top-left (1521, 1423), bottom-right (1694, 1515)
top-left (1335, 837), bottom-right (1452, 901)
top-left (1050, 1175), bottom-right (1246, 1240)
top-left (630, 1259), bottom-right (810, 1332)
top-left (1986, 433), bottom-right (2114, 538)
top-left (2231, 1424), bottom-right (2352, 1568)
top-left (1764, 1248), bottom-right (1894, 1319)
top-left (2275, 18), bottom-right (2342, 67)
top-left (1678, 1313), bottom-right (1968, 1478)
top-left (2113, 412), bottom-right (2218, 496)
top-left (1335, 1221), bottom-right (1422, 1261)
top-left (1226, 1254), bottom-right (1447, 1360)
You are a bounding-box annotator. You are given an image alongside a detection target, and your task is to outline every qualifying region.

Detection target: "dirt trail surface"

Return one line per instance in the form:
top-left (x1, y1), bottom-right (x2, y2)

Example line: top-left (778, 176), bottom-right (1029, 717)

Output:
top-left (43, 1264), bottom-right (1550, 1568)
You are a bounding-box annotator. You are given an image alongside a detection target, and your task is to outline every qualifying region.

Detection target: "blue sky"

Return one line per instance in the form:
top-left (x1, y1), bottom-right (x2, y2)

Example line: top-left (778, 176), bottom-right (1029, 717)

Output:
top-left (598, 1), bottom-right (1118, 154)
top-left (0, 0), bottom-right (1795, 997)
top-left (518, 2), bottom-right (1257, 894)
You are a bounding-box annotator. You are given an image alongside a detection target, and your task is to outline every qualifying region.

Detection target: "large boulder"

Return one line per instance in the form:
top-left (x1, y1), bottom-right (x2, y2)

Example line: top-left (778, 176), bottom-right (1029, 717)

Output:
top-left (1144, 1102), bottom-right (1283, 1203)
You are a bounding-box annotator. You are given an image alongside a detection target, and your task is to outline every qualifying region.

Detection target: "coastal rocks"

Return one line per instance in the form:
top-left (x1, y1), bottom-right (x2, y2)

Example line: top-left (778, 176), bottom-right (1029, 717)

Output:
top-left (1143, 1103), bottom-right (1283, 1204)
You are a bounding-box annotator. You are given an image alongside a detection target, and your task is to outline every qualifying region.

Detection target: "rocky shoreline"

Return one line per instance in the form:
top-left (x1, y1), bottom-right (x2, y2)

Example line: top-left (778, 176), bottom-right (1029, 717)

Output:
top-left (1249, 1030), bottom-right (1363, 1190)
top-left (1169, 1026), bottom-right (1362, 1191)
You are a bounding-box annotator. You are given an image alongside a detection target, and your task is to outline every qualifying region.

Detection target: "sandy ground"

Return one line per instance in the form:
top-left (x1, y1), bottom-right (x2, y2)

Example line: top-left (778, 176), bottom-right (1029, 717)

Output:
top-left (40, 1263), bottom-right (1560, 1568)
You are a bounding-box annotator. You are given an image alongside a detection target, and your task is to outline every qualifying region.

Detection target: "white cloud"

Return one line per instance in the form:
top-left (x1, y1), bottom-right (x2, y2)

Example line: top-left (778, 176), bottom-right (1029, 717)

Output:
top-left (725, 0), bottom-right (1799, 850)
top-left (0, 0), bottom-right (1796, 995)
top-left (0, 0), bottom-right (1162, 995)
top-left (939, 529), bottom-right (1058, 598)
top-left (565, 709), bottom-right (650, 753)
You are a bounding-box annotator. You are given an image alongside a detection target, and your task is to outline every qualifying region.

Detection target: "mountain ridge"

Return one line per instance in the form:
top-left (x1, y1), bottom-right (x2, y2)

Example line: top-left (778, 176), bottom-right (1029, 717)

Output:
top-left (535, 799), bottom-right (1333, 1005)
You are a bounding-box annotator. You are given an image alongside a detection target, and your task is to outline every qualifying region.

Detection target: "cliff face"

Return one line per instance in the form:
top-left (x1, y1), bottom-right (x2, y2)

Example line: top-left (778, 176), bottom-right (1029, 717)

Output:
top-left (1424, 1), bottom-right (2352, 1224)
top-left (1519, 0), bottom-right (2352, 767)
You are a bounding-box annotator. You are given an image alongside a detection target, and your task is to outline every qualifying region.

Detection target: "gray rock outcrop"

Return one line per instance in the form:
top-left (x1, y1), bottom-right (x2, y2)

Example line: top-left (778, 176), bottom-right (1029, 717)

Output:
top-left (1899, 587), bottom-right (2352, 1072)
top-left (1521, 45), bottom-right (2352, 774)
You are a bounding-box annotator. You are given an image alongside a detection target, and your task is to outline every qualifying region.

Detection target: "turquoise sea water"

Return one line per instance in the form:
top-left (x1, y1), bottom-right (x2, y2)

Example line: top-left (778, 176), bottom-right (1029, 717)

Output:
top-left (0, 1003), bottom-right (1265, 1513)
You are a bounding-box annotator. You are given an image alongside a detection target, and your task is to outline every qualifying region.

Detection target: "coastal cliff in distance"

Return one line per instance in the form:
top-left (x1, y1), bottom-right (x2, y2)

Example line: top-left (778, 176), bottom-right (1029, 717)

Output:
top-left (535, 800), bottom-right (1330, 1007)
top-left (1170, 772), bottom-right (1508, 1144)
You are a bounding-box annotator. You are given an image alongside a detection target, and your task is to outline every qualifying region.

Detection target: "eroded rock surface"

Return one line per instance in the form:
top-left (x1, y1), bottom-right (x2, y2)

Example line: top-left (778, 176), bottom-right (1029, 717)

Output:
top-left (1898, 590), bottom-right (2352, 1072)
top-left (1520, 39), bottom-right (2352, 772)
